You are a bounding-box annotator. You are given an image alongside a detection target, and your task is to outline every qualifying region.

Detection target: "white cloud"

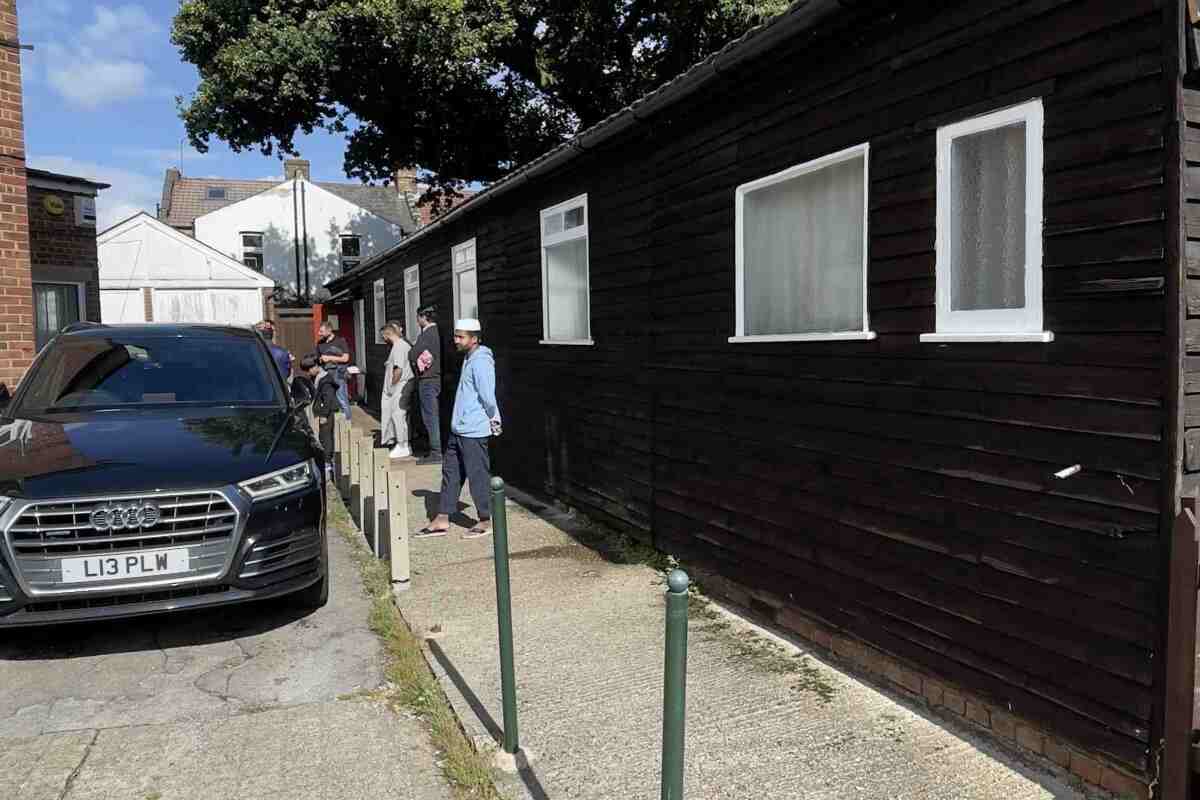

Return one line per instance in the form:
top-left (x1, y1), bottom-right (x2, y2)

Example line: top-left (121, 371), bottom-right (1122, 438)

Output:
top-left (45, 46), bottom-right (149, 110)
top-left (39, 5), bottom-right (163, 110)
top-left (83, 5), bottom-right (161, 53)
top-left (28, 155), bottom-right (161, 232)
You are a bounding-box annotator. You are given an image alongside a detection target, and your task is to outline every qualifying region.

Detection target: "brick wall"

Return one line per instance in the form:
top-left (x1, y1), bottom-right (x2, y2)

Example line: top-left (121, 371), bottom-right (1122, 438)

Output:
top-left (28, 185), bottom-right (101, 323)
top-left (0, 0), bottom-right (32, 390)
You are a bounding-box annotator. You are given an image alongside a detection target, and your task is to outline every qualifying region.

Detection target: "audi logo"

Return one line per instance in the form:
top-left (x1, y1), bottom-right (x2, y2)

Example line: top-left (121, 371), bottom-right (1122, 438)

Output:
top-left (90, 501), bottom-right (161, 532)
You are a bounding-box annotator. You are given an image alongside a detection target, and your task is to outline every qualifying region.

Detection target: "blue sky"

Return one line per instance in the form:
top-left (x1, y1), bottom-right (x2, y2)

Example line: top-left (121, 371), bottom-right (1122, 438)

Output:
top-left (19, 1), bottom-right (356, 230)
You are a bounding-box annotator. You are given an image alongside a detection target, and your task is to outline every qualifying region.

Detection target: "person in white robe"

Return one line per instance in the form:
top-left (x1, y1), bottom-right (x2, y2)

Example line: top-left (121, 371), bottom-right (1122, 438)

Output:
top-left (380, 322), bottom-right (415, 459)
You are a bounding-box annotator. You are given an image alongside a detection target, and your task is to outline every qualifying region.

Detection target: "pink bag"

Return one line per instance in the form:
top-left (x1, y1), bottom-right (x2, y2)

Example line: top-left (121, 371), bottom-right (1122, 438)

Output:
top-left (416, 350), bottom-right (433, 373)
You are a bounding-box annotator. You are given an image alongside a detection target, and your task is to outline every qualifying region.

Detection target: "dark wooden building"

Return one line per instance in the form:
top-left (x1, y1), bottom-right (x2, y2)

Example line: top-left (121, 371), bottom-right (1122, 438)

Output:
top-left (329, 2), bottom-right (1200, 795)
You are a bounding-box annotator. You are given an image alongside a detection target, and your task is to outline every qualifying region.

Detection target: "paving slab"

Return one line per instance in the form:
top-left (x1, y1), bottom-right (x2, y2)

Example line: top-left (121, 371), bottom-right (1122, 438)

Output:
top-left (0, 509), bottom-right (451, 800)
top-left (383, 450), bottom-right (1086, 800)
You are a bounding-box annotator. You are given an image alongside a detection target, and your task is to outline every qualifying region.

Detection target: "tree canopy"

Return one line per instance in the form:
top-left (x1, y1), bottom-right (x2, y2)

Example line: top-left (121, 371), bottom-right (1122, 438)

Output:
top-left (172, 0), bottom-right (789, 193)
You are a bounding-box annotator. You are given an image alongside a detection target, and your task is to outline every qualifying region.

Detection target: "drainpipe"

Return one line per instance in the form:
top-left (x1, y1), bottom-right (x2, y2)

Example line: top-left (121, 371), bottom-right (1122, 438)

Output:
top-left (300, 180), bottom-right (311, 302)
top-left (291, 178), bottom-right (302, 302)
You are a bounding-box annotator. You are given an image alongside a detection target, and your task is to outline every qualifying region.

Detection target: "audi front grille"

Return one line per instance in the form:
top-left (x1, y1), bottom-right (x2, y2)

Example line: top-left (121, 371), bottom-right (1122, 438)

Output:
top-left (3, 491), bottom-right (241, 595)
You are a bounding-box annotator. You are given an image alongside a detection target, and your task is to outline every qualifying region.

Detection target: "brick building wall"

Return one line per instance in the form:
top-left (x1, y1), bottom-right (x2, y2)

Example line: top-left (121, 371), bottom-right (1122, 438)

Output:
top-left (0, 0), bottom-right (32, 390)
top-left (28, 185), bottom-right (102, 323)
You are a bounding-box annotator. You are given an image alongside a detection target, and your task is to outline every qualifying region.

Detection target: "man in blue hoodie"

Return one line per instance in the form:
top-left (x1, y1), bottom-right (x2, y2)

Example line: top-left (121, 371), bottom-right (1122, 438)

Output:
top-left (417, 318), bottom-right (501, 539)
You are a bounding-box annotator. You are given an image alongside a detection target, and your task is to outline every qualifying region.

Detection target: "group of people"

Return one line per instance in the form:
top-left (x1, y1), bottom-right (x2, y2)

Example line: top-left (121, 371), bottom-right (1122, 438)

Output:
top-left (256, 308), bottom-right (502, 539)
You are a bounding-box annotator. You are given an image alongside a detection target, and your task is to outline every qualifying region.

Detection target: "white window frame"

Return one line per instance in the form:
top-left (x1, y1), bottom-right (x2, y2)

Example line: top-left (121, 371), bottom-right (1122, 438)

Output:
top-left (539, 193), bottom-right (593, 346)
top-left (340, 234), bottom-right (361, 273)
top-left (373, 277), bottom-right (387, 344)
top-left (404, 264), bottom-right (420, 344)
top-left (451, 238), bottom-right (477, 322)
top-left (240, 231), bottom-right (264, 272)
top-left (731, 143), bottom-right (875, 344)
top-left (921, 98), bottom-right (1052, 344)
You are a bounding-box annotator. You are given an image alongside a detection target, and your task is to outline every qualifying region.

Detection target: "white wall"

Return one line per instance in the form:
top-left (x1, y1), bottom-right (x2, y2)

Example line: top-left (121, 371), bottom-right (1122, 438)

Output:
top-left (193, 179), bottom-right (402, 302)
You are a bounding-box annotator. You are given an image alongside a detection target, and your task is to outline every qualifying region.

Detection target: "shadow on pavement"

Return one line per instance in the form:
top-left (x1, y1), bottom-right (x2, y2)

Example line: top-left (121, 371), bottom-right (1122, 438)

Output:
top-left (427, 638), bottom-right (551, 800)
top-left (0, 594), bottom-right (312, 661)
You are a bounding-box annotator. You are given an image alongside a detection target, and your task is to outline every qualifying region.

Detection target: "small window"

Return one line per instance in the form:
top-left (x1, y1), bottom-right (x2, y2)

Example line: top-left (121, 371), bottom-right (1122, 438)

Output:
top-left (340, 235), bottom-right (361, 272)
top-left (732, 143), bottom-right (873, 343)
top-left (373, 278), bottom-right (387, 344)
top-left (206, 187), bottom-right (227, 200)
top-left (404, 265), bottom-right (420, 345)
top-left (540, 194), bottom-right (591, 345)
top-left (451, 238), bottom-right (477, 321)
top-left (241, 231), bottom-right (264, 272)
top-left (921, 99), bottom-right (1051, 343)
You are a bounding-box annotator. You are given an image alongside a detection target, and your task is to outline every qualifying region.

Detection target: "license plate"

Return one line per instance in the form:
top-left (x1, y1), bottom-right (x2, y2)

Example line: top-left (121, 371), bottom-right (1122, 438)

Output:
top-left (60, 548), bottom-right (190, 584)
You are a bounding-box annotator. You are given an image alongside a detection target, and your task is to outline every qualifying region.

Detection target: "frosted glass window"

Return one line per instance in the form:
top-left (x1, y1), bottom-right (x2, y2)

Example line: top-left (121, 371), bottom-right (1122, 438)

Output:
top-left (733, 145), bottom-right (871, 342)
top-left (404, 265), bottom-right (420, 344)
top-left (540, 194), bottom-right (591, 344)
top-left (950, 124), bottom-right (1025, 311)
top-left (451, 239), bottom-right (477, 322)
top-left (373, 278), bottom-right (386, 343)
top-left (924, 98), bottom-right (1048, 342)
top-left (457, 269), bottom-right (477, 320)
top-left (545, 239), bottom-right (589, 340)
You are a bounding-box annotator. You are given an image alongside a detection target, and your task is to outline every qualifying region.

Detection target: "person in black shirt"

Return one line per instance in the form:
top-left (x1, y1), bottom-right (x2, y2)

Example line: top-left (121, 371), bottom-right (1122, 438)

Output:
top-left (316, 321), bottom-right (352, 419)
top-left (300, 353), bottom-right (340, 479)
top-left (409, 305), bottom-right (442, 465)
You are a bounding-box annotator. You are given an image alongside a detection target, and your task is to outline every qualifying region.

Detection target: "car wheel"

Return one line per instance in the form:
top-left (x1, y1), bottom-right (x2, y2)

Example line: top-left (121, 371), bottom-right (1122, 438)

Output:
top-left (295, 572), bottom-right (328, 610)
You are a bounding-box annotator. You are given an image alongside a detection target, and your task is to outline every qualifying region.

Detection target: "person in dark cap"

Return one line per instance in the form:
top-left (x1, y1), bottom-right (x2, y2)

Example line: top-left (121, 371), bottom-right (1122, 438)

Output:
top-left (409, 304), bottom-right (443, 464)
top-left (417, 318), bottom-right (500, 539)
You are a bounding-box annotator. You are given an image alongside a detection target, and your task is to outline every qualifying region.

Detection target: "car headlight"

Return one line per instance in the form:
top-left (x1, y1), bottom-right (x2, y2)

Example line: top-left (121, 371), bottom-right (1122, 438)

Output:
top-left (238, 461), bottom-right (316, 502)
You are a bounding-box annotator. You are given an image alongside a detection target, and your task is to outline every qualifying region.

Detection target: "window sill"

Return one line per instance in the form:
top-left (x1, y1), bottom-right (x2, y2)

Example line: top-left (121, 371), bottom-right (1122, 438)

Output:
top-left (539, 338), bottom-right (595, 347)
top-left (728, 331), bottom-right (877, 344)
top-left (919, 331), bottom-right (1055, 343)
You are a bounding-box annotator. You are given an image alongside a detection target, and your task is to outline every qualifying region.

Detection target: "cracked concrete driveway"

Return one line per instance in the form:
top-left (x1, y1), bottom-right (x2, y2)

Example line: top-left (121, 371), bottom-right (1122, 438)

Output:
top-left (0, 528), bottom-right (452, 800)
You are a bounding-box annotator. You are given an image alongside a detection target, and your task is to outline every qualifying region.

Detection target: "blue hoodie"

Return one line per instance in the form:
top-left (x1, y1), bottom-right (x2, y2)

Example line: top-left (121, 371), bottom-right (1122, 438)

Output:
top-left (451, 345), bottom-right (500, 438)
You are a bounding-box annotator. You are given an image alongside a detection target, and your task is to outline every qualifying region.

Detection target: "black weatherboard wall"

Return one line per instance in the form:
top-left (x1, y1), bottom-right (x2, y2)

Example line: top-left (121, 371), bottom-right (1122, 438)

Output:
top-left (331, 0), bottom-right (1185, 783)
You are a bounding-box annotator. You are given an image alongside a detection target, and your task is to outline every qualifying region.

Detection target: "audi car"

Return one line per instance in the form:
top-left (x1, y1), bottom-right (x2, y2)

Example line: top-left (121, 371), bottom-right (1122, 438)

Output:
top-left (0, 323), bottom-right (327, 627)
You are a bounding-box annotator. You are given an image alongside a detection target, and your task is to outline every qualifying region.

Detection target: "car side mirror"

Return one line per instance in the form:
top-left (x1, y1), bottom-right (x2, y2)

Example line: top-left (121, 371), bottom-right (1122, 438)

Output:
top-left (0, 384), bottom-right (10, 417)
top-left (290, 379), bottom-right (314, 408)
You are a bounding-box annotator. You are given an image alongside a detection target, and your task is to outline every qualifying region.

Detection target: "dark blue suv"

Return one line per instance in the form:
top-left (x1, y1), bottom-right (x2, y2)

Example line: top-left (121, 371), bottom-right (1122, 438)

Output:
top-left (0, 323), bottom-right (327, 626)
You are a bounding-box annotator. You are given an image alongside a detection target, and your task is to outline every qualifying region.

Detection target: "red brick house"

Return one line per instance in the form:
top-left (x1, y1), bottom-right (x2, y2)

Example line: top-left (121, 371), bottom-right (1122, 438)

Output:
top-left (0, 1), bottom-right (107, 391)
top-left (0, 0), bottom-right (32, 390)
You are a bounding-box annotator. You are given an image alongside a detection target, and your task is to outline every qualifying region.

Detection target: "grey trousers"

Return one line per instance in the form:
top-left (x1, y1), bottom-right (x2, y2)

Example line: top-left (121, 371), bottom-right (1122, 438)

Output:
top-left (437, 434), bottom-right (491, 520)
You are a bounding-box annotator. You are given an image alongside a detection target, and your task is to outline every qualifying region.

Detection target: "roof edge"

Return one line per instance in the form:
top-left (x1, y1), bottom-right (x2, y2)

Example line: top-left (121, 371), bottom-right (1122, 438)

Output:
top-left (328, 0), bottom-right (849, 292)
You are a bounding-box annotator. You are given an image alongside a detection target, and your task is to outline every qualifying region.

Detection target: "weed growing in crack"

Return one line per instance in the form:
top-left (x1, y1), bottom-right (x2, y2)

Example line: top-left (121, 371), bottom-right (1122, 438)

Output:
top-left (330, 492), bottom-right (503, 800)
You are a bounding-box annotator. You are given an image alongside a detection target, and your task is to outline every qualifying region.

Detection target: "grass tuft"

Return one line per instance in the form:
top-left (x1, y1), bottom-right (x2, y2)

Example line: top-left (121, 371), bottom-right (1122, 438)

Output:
top-left (329, 492), bottom-right (503, 799)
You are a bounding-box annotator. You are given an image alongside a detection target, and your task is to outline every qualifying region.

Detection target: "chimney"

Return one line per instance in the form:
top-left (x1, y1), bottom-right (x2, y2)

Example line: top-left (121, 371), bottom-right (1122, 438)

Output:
top-left (159, 167), bottom-right (180, 220)
top-left (394, 167), bottom-right (421, 229)
top-left (394, 167), bottom-right (418, 197)
top-left (284, 158), bottom-right (311, 181)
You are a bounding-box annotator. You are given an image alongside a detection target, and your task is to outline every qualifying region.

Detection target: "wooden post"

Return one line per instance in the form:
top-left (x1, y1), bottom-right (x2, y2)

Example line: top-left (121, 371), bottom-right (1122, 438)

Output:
top-left (332, 415), bottom-right (345, 491)
top-left (387, 468), bottom-right (410, 591)
top-left (373, 448), bottom-right (390, 559)
top-left (361, 440), bottom-right (376, 548)
top-left (338, 417), bottom-right (352, 491)
top-left (349, 434), bottom-right (362, 525)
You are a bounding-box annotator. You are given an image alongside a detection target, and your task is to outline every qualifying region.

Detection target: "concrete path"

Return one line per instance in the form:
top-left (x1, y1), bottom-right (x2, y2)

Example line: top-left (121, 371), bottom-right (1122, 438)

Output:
top-left (382, 450), bottom-right (1086, 800)
top-left (0, 518), bottom-right (451, 800)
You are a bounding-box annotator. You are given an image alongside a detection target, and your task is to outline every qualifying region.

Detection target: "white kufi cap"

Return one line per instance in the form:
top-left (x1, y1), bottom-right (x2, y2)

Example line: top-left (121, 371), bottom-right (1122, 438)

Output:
top-left (455, 318), bottom-right (482, 332)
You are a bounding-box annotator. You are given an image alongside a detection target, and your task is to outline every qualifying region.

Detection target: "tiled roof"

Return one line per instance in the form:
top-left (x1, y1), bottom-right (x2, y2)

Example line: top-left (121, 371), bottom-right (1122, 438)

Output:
top-left (160, 176), bottom-right (415, 230)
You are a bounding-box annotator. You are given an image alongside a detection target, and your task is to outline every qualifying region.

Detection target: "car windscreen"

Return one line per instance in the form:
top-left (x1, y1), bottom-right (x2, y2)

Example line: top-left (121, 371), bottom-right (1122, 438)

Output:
top-left (16, 335), bottom-right (283, 413)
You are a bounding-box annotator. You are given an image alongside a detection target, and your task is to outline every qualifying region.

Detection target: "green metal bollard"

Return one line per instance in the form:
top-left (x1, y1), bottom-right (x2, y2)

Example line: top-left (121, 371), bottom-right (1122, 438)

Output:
top-left (661, 569), bottom-right (689, 800)
top-left (491, 477), bottom-right (520, 754)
